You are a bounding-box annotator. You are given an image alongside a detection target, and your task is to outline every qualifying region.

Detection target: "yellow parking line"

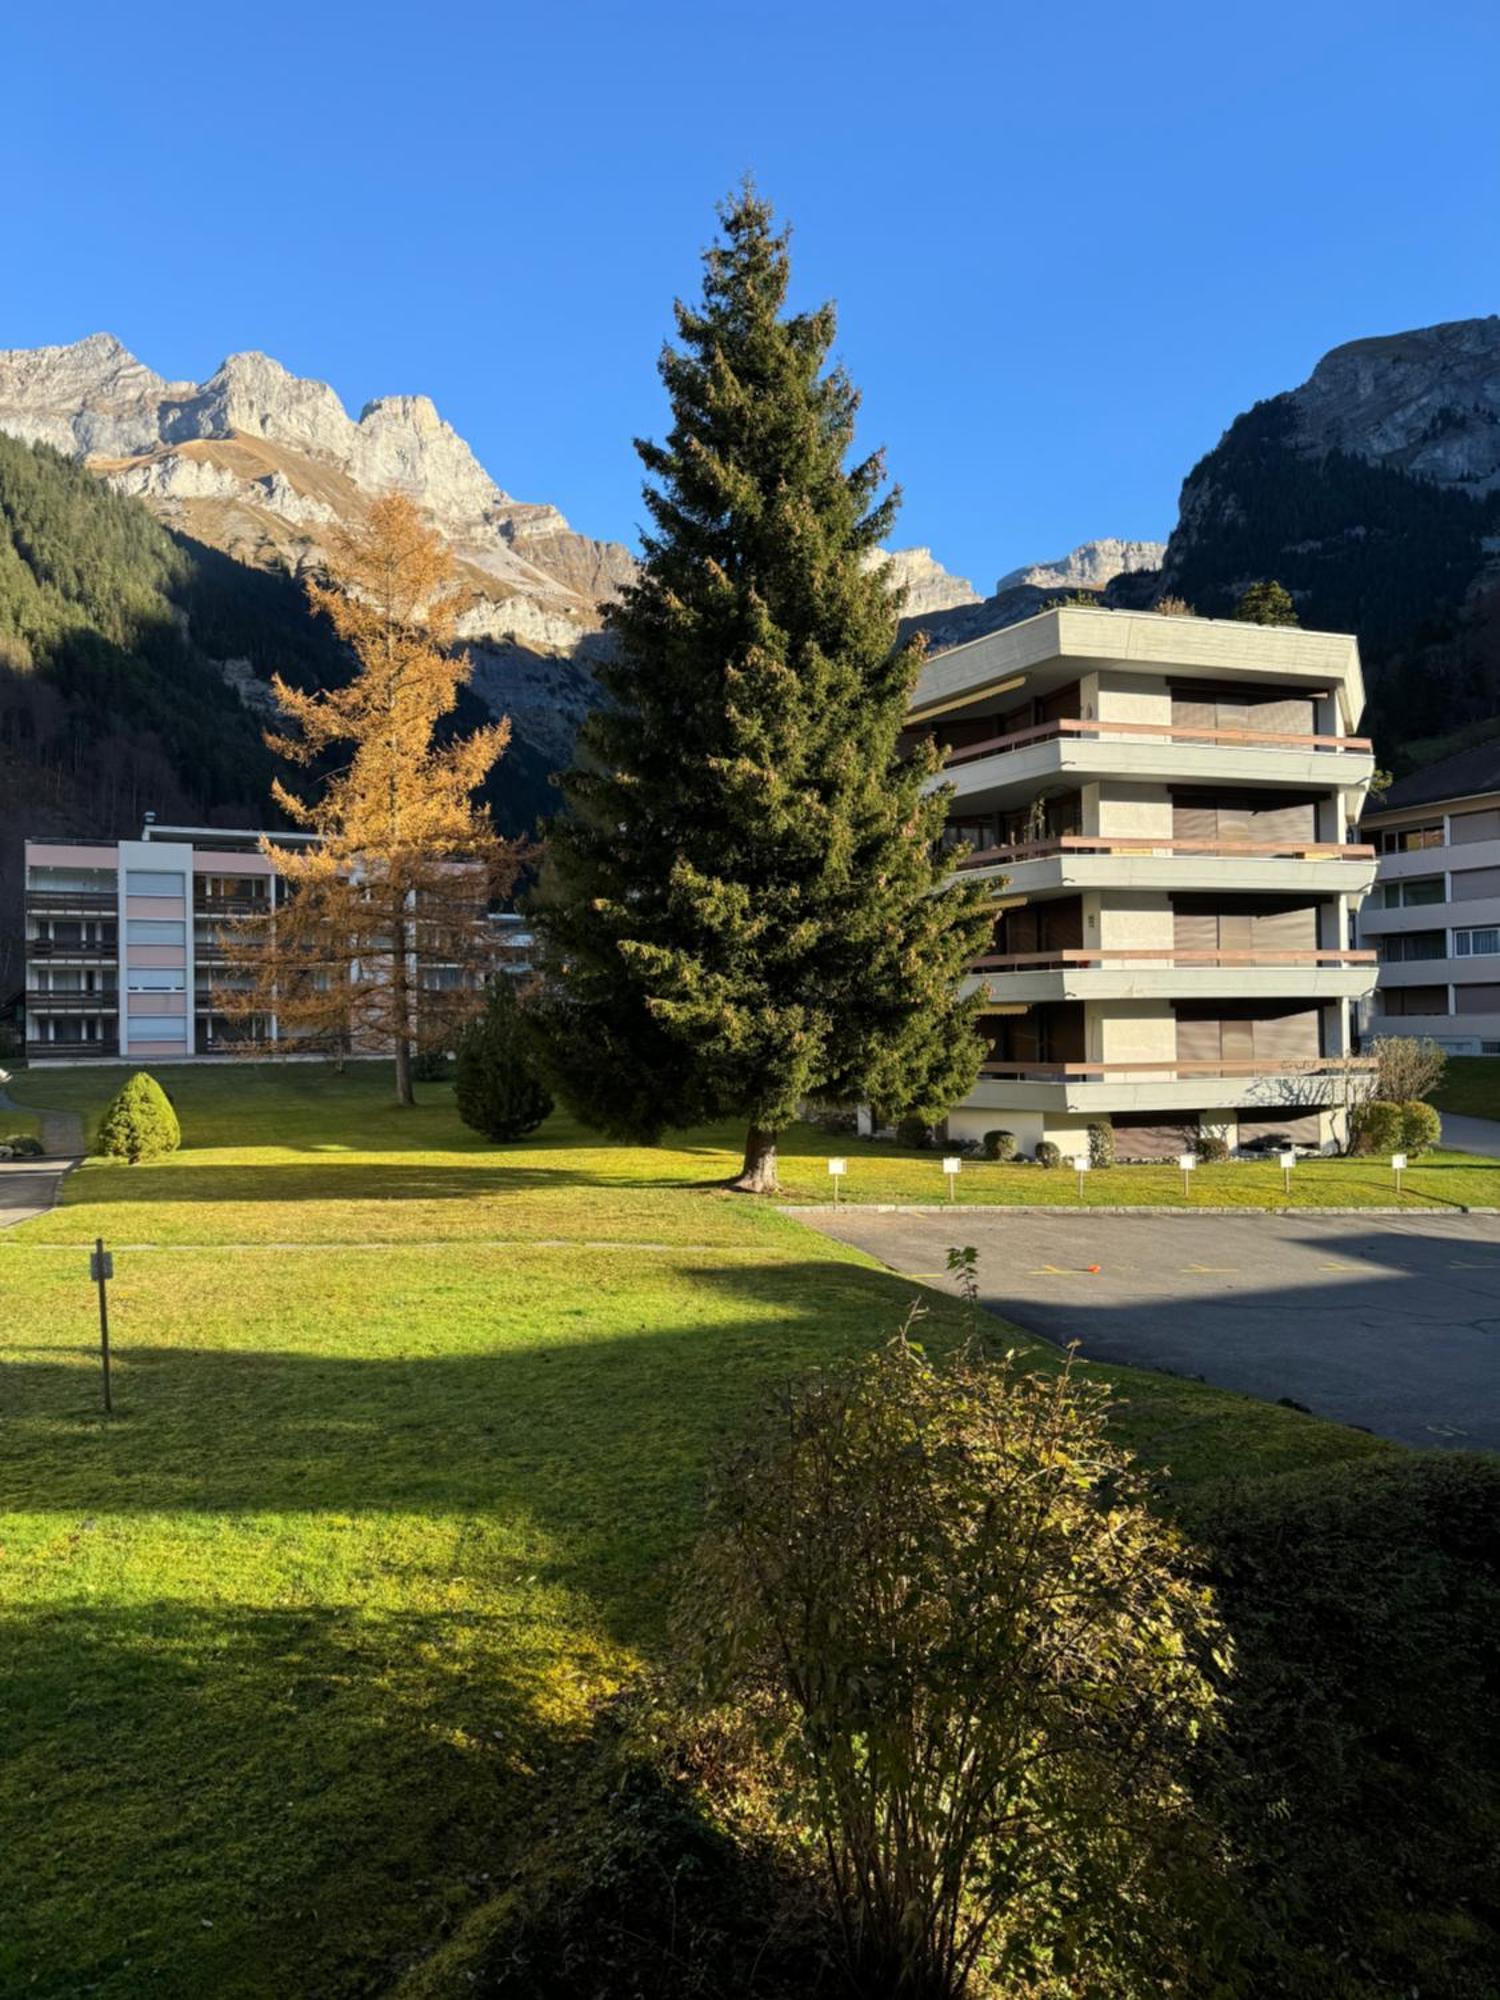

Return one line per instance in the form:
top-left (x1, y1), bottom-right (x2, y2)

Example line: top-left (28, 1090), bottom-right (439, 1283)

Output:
top-left (1184, 1264), bottom-right (1237, 1273)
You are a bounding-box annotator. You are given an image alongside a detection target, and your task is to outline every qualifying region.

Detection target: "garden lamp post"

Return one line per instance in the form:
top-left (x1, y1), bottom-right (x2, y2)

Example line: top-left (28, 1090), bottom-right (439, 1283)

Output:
top-left (827, 1157), bottom-right (847, 1206)
top-left (1392, 1151), bottom-right (1407, 1196)
top-left (1178, 1151), bottom-right (1197, 1200)
top-left (943, 1155), bottom-right (962, 1204)
top-left (1279, 1148), bottom-right (1296, 1198)
top-left (1072, 1153), bottom-right (1089, 1201)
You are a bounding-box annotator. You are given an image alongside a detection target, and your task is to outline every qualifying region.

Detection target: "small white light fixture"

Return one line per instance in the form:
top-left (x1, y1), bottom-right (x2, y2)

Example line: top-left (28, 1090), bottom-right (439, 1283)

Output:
top-left (942, 1154), bottom-right (962, 1201)
top-left (827, 1157), bottom-right (847, 1204)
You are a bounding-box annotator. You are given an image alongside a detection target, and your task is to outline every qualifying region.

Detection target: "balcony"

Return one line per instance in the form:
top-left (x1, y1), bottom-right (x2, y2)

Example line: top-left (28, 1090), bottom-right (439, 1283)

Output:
top-left (25, 990), bottom-right (119, 1010)
top-left (25, 939), bottom-right (117, 959)
top-left (25, 1039), bottom-right (120, 1061)
top-left (958, 832), bottom-right (1377, 900)
top-left (935, 716), bottom-right (1375, 810)
top-left (963, 1054), bottom-right (1376, 1117)
top-left (967, 944), bottom-right (1376, 1005)
top-left (25, 889), bottom-right (117, 912)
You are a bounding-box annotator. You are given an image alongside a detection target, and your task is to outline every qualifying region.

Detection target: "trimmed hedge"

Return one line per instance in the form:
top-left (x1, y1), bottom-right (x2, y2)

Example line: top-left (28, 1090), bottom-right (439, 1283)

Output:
top-left (96, 1072), bottom-right (180, 1163)
top-left (1349, 1098), bottom-right (1404, 1156)
top-left (1034, 1140), bottom-right (1061, 1169)
top-left (1198, 1133), bottom-right (1229, 1164)
top-left (1086, 1118), bottom-right (1115, 1168)
top-left (1400, 1099), bottom-right (1442, 1157)
top-left (982, 1128), bottom-right (1017, 1162)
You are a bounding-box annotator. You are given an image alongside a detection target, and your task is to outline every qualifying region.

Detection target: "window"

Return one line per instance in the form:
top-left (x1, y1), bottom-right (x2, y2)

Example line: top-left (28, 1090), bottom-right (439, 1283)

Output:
top-left (127, 1015), bottom-right (187, 1039)
top-left (1378, 930), bottom-right (1447, 963)
top-left (1450, 807), bottom-right (1500, 845)
top-left (127, 920), bottom-right (186, 945)
top-left (126, 970), bottom-right (186, 991)
top-left (1377, 823), bottom-right (1444, 853)
top-left (1454, 927), bottom-right (1500, 957)
top-left (1378, 984), bottom-right (1449, 1016)
top-left (126, 869), bottom-right (186, 896)
top-left (28, 866), bottom-right (116, 892)
top-left (1378, 875), bottom-right (1445, 908)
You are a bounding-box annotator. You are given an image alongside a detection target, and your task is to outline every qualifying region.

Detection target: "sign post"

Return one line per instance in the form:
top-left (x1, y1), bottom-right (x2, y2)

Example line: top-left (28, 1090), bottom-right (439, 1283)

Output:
top-left (1392, 1151), bottom-right (1407, 1197)
top-left (1279, 1148), bottom-right (1297, 1199)
top-left (1072, 1154), bottom-right (1090, 1201)
top-left (827, 1157), bottom-right (847, 1206)
top-left (1178, 1151), bottom-right (1197, 1201)
top-left (942, 1155), bottom-right (962, 1204)
top-left (90, 1237), bottom-right (114, 1415)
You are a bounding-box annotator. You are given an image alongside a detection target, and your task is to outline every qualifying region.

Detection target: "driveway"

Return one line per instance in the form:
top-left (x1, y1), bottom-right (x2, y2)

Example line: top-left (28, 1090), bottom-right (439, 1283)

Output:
top-left (1441, 1112), bottom-right (1500, 1160)
top-left (0, 1090), bottom-right (84, 1229)
top-left (804, 1208), bottom-right (1500, 1452)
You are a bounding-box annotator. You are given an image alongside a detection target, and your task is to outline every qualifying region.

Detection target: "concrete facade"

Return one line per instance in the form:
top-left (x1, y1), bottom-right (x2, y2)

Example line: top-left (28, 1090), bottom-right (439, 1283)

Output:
top-left (22, 822), bottom-right (532, 1064)
top-left (914, 606), bottom-right (1378, 1156)
top-left (1358, 771), bottom-right (1500, 1056)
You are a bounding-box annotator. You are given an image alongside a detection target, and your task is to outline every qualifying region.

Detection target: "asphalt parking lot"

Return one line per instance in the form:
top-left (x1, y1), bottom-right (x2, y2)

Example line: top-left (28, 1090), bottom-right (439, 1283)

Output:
top-left (804, 1208), bottom-right (1500, 1450)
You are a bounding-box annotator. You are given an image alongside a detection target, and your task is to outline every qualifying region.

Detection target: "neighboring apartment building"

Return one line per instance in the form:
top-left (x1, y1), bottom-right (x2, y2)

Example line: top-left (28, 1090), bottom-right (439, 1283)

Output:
top-left (1356, 742), bottom-right (1500, 1056)
top-left (22, 821), bottom-right (529, 1063)
top-left (908, 605), bottom-right (1379, 1156)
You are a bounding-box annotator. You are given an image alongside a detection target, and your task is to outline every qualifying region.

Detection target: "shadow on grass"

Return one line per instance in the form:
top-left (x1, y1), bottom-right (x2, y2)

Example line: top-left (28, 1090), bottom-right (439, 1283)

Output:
top-left (0, 1595), bottom-right (586, 1999)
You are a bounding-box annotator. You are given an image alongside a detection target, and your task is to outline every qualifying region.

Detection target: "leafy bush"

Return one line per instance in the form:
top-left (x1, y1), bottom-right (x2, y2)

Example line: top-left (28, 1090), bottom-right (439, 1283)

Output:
top-left (806, 1101), bottom-right (857, 1137)
top-left (453, 978), bottom-right (553, 1143)
top-left (96, 1072), bottom-right (180, 1163)
top-left (1, 1133), bottom-right (44, 1158)
top-left (1400, 1098), bottom-right (1442, 1157)
top-left (678, 1334), bottom-right (1223, 1998)
top-left (1371, 1033), bottom-right (1446, 1106)
top-left (1348, 1098), bottom-right (1404, 1156)
top-left (409, 1046), bottom-right (455, 1083)
top-left (1087, 1117), bottom-right (1115, 1168)
top-left (1034, 1139), bottom-right (1062, 1168)
top-left (894, 1115), bottom-right (932, 1150)
top-left (1198, 1133), bottom-right (1229, 1164)
top-left (981, 1128), bottom-right (1017, 1161)
top-left (1184, 1452), bottom-right (1500, 1998)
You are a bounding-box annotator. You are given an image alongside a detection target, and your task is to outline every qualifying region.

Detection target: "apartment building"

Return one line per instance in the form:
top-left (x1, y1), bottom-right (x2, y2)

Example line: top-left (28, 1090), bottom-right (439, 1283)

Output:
top-left (22, 821), bottom-right (527, 1063)
top-left (1357, 742), bottom-right (1500, 1055)
top-left (908, 605), bottom-right (1379, 1156)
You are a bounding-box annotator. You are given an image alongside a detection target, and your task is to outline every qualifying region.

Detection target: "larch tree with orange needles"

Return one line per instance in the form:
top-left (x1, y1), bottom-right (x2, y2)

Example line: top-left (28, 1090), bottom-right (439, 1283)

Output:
top-left (217, 493), bottom-right (519, 1105)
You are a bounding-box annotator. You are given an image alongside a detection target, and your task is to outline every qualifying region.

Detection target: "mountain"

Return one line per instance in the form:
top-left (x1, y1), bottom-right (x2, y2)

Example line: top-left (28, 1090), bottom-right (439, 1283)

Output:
top-left (0, 334), bottom-right (638, 771)
top-left (1151, 317), bottom-right (1500, 753)
top-left (995, 537), bottom-right (1164, 595)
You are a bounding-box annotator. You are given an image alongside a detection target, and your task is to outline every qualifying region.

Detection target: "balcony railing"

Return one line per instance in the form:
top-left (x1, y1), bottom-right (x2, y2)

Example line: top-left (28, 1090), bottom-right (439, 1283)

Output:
top-left (972, 947), bottom-right (1377, 972)
top-left (979, 1056), bottom-right (1378, 1084)
top-left (959, 834), bottom-right (1376, 870)
top-left (25, 939), bottom-right (117, 958)
top-left (25, 1039), bottom-right (120, 1059)
top-left (25, 889), bottom-right (117, 911)
top-left (25, 990), bottom-right (119, 1009)
top-left (943, 716), bottom-right (1374, 770)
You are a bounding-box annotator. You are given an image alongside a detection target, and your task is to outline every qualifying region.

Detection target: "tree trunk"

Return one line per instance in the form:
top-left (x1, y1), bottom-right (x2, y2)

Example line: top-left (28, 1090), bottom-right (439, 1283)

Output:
top-left (732, 1125), bottom-right (780, 1193)
top-left (392, 905), bottom-right (415, 1107)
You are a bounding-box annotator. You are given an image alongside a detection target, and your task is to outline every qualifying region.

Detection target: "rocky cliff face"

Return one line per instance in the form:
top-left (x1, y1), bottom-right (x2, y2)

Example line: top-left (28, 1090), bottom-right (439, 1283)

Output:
top-left (865, 546), bottom-right (980, 616)
top-left (0, 334), bottom-right (637, 769)
top-left (995, 537), bottom-right (1165, 595)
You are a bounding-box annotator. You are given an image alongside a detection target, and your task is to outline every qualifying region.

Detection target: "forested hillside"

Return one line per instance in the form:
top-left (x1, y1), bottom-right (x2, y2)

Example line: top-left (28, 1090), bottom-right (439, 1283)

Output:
top-left (0, 437), bottom-right (551, 1006)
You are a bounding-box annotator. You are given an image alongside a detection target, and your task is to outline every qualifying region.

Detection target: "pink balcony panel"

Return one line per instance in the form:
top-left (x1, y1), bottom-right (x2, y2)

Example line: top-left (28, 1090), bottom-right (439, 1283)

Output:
top-left (125, 945), bottom-right (186, 969)
top-left (127, 896), bottom-right (186, 920)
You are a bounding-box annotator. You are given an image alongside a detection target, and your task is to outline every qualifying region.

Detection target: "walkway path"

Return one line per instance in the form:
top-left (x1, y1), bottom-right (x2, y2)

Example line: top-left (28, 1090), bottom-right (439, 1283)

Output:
top-left (0, 1086), bottom-right (85, 1229)
top-left (1440, 1112), bottom-right (1500, 1160)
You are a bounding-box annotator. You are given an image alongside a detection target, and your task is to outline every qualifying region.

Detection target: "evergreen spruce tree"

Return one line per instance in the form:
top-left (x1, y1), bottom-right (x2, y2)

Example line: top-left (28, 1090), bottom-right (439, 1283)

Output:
top-left (1233, 578), bottom-right (1300, 626)
top-left (533, 189), bottom-right (994, 1190)
top-left (453, 977), bottom-right (553, 1142)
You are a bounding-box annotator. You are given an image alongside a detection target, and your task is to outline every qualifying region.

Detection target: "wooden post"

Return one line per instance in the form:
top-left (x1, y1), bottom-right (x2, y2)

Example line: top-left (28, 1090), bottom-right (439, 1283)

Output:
top-left (91, 1237), bottom-right (114, 1415)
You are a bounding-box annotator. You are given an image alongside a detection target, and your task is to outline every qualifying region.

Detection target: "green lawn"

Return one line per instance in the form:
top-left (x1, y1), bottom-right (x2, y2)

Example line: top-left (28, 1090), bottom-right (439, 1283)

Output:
top-left (1, 1064), bottom-right (1389, 1997)
top-left (1434, 1055), bottom-right (1500, 1121)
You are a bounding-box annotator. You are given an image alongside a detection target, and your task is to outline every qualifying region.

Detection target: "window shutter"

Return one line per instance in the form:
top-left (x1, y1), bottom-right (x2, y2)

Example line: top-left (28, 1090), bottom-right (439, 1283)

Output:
top-left (1452, 866), bottom-right (1500, 900)
top-left (1451, 808), bottom-right (1500, 844)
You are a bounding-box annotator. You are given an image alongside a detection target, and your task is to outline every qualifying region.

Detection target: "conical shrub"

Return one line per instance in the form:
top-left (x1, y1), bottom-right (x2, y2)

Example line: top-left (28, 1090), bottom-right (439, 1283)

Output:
top-left (97, 1071), bottom-right (181, 1163)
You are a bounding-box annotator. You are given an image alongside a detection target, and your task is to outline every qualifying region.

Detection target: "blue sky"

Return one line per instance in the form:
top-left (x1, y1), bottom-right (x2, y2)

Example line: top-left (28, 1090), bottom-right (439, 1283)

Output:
top-left (5, 1), bottom-right (1498, 587)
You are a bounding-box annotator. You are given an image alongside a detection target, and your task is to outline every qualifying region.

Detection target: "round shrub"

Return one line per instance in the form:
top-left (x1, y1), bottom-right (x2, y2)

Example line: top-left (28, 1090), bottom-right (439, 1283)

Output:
top-left (410, 1046), bottom-right (455, 1083)
top-left (1349, 1098), bottom-right (1404, 1157)
top-left (1198, 1133), bottom-right (1229, 1164)
top-left (1400, 1099), bottom-right (1442, 1158)
top-left (97, 1072), bottom-right (181, 1163)
top-left (895, 1115), bottom-right (932, 1150)
top-left (1034, 1140), bottom-right (1062, 1169)
top-left (454, 977), bottom-right (553, 1142)
top-left (2, 1133), bottom-right (44, 1158)
top-left (1086, 1118), bottom-right (1115, 1168)
top-left (982, 1128), bottom-right (1017, 1162)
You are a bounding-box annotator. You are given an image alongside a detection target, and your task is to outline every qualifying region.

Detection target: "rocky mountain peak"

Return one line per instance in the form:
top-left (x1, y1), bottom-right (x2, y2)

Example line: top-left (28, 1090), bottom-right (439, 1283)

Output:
top-left (995, 537), bottom-right (1166, 595)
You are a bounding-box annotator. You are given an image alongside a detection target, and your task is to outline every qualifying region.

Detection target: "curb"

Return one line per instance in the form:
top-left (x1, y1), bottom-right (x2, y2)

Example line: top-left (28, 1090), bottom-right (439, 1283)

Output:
top-left (785, 1203), bottom-right (1500, 1218)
